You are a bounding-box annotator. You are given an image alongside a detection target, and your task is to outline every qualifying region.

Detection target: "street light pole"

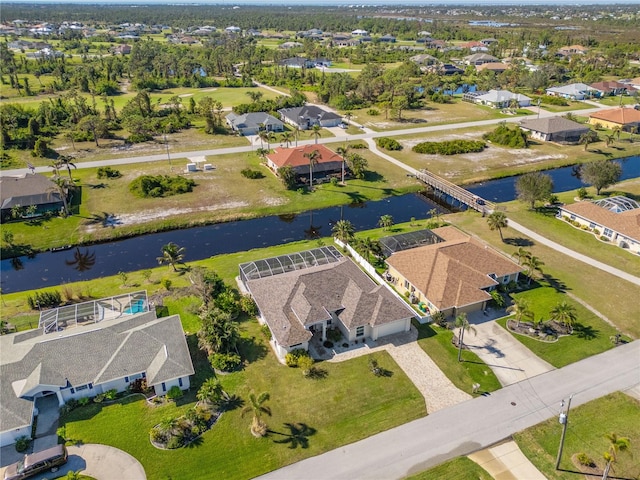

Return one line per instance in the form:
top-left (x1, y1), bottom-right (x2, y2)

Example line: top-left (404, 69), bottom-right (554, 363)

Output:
top-left (555, 394), bottom-right (573, 469)
top-left (164, 132), bottom-right (172, 172)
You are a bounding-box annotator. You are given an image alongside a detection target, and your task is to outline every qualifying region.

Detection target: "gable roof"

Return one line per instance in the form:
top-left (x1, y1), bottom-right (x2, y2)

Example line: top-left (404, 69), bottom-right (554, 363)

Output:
top-left (590, 81), bottom-right (629, 92)
top-left (476, 89), bottom-right (530, 104)
top-left (561, 200), bottom-right (640, 242)
top-left (226, 112), bottom-right (284, 130)
top-left (266, 144), bottom-right (342, 169)
top-left (246, 257), bottom-right (415, 348)
top-left (546, 83), bottom-right (595, 96)
top-left (0, 173), bottom-right (61, 210)
top-left (464, 53), bottom-right (499, 63)
top-left (278, 105), bottom-right (342, 122)
top-left (519, 116), bottom-right (590, 134)
top-left (1, 311), bottom-right (194, 433)
top-left (386, 226), bottom-right (523, 311)
top-left (589, 107), bottom-right (640, 125)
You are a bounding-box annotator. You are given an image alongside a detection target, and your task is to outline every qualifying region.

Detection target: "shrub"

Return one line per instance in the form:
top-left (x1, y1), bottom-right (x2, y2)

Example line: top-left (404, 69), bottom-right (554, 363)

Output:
top-left (209, 352), bottom-right (242, 372)
top-left (376, 137), bottom-right (402, 150)
top-left (297, 355), bottom-right (315, 375)
top-left (285, 348), bottom-right (311, 367)
top-left (261, 324), bottom-right (272, 340)
top-left (600, 235), bottom-right (609, 242)
top-left (326, 328), bottom-right (342, 342)
top-left (577, 187), bottom-right (588, 199)
top-left (129, 378), bottom-right (150, 394)
top-left (484, 123), bottom-right (528, 148)
top-left (240, 168), bottom-right (265, 179)
top-left (166, 434), bottom-right (184, 449)
top-left (129, 175), bottom-right (195, 198)
top-left (126, 133), bottom-right (154, 144)
top-left (97, 166), bottom-right (122, 179)
top-left (323, 340), bottom-right (334, 348)
top-left (149, 427), bottom-right (166, 443)
top-left (56, 426), bottom-right (66, 441)
top-left (412, 140), bottom-right (485, 155)
top-left (93, 393), bottom-right (105, 403)
top-left (15, 436), bottom-right (30, 452)
top-left (161, 278), bottom-right (172, 291)
top-left (104, 389), bottom-right (118, 400)
top-left (348, 142), bottom-right (368, 149)
top-left (576, 452), bottom-right (595, 467)
top-left (27, 290), bottom-right (62, 310)
top-left (78, 397), bottom-right (90, 406)
top-left (540, 95), bottom-right (568, 106)
top-left (330, 177), bottom-right (339, 186)
top-left (166, 385), bottom-right (184, 400)
top-left (367, 108), bottom-right (380, 115)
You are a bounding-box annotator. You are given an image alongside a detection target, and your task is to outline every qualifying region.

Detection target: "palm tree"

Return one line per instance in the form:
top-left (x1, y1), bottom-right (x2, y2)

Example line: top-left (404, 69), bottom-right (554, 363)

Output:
top-left (344, 111), bottom-right (353, 126)
top-left (280, 131), bottom-right (294, 148)
top-left (332, 219), bottom-right (355, 245)
top-left (378, 214), bottom-right (394, 231)
top-left (604, 134), bottom-right (614, 148)
top-left (65, 247), bottom-right (96, 272)
top-left (612, 125), bottom-right (622, 142)
top-left (311, 124), bottom-right (322, 144)
top-left (57, 155), bottom-right (77, 180)
top-left (579, 130), bottom-right (598, 152)
top-left (522, 255), bottom-right (544, 286)
top-left (511, 247), bottom-right (531, 265)
top-left (197, 378), bottom-right (225, 407)
top-left (487, 211), bottom-right (508, 242)
top-left (257, 128), bottom-right (273, 149)
top-left (336, 145), bottom-right (350, 185)
top-left (241, 391), bottom-right (272, 437)
top-left (602, 432), bottom-right (630, 480)
top-left (506, 298), bottom-right (533, 327)
top-left (157, 242), bottom-right (186, 271)
top-left (293, 124), bottom-right (302, 147)
top-left (455, 313), bottom-right (476, 362)
top-left (303, 149), bottom-right (321, 188)
top-left (550, 301), bottom-right (577, 333)
top-left (48, 175), bottom-right (74, 216)
top-left (355, 237), bottom-right (380, 262)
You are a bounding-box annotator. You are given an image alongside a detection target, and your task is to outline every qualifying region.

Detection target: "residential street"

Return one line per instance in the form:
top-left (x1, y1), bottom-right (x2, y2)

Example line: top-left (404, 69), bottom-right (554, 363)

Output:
top-left (257, 340), bottom-right (640, 480)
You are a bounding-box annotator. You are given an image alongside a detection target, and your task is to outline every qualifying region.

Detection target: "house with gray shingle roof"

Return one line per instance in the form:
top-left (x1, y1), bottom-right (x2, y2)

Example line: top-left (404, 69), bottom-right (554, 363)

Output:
top-left (241, 250), bottom-right (415, 361)
top-left (519, 116), bottom-right (589, 144)
top-left (226, 112), bottom-right (284, 136)
top-left (0, 297), bottom-right (194, 447)
top-left (278, 105), bottom-right (342, 130)
top-left (0, 173), bottom-right (64, 221)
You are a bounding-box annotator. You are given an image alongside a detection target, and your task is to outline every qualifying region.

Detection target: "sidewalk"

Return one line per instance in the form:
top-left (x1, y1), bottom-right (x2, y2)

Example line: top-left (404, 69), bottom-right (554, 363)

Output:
top-left (468, 440), bottom-right (546, 480)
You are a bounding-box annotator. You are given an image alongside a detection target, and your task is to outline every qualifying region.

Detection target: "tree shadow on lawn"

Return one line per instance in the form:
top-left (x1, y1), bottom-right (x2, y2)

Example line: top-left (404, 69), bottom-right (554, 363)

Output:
top-left (540, 273), bottom-right (570, 293)
top-left (412, 321), bottom-right (438, 340)
top-left (503, 237), bottom-right (535, 247)
top-left (270, 423), bottom-right (317, 449)
top-left (239, 335), bottom-right (269, 363)
top-left (572, 323), bottom-right (599, 340)
top-left (533, 205), bottom-right (560, 218)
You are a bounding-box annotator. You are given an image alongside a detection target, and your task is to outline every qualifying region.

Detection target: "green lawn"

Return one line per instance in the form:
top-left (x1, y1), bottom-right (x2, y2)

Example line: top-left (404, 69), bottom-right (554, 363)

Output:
top-left (405, 457), bottom-right (492, 480)
top-left (514, 392), bottom-right (640, 480)
top-left (413, 321), bottom-right (502, 395)
top-left (498, 286), bottom-right (620, 368)
top-left (63, 321), bottom-right (426, 480)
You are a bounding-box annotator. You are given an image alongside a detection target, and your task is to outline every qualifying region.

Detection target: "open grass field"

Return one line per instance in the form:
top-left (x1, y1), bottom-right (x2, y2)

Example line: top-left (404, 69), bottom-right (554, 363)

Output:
top-left (514, 392), bottom-right (640, 480)
top-left (0, 145), bottom-right (420, 254)
top-left (61, 308), bottom-right (426, 480)
top-left (374, 125), bottom-right (640, 184)
top-left (405, 457), bottom-right (492, 480)
top-left (498, 286), bottom-right (621, 368)
top-left (447, 210), bottom-right (640, 338)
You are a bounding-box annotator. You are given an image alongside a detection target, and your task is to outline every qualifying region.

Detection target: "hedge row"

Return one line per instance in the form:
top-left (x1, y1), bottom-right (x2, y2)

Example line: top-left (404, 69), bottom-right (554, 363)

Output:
top-left (412, 139), bottom-right (486, 155)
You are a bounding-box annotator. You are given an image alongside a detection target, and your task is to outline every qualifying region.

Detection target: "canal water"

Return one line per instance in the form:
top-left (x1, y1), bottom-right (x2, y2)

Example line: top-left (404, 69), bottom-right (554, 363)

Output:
top-left (2, 155), bottom-right (639, 293)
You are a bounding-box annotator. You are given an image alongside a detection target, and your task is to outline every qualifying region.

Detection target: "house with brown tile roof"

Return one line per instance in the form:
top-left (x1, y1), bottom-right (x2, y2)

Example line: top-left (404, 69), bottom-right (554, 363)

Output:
top-left (558, 197), bottom-right (640, 254)
top-left (266, 144), bottom-right (344, 185)
top-left (476, 62), bottom-right (508, 73)
top-left (557, 45), bottom-right (588, 57)
top-left (588, 107), bottom-right (640, 131)
top-left (385, 227), bottom-right (523, 318)
top-left (589, 81), bottom-right (630, 96)
top-left (242, 252), bottom-right (415, 361)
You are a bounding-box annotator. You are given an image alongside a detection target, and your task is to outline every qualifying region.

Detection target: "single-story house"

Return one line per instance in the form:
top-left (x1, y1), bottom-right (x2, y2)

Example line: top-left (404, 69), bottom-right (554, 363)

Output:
top-left (385, 226), bottom-right (523, 318)
top-left (588, 107), bottom-right (640, 131)
top-left (546, 83), bottom-right (598, 101)
top-left (265, 144), bottom-right (343, 183)
top-left (464, 53), bottom-right (499, 66)
top-left (558, 197), bottom-right (640, 254)
top-left (225, 112), bottom-right (284, 136)
top-left (351, 29), bottom-right (368, 36)
top-left (0, 292), bottom-right (194, 447)
top-left (279, 41), bottom-right (303, 50)
top-left (278, 105), bottom-right (342, 130)
top-left (0, 173), bottom-right (64, 220)
top-left (240, 247), bottom-right (415, 361)
top-left (279, 56), bottom-right (315, 68)
top-left (439, 63), bottom-right (464, 75)
top-left (519, 116), bottom-right (590, 144)
top-left (473, 89), bottom-right (531, 109)
top-left (409, 53), bottom-right (439, 66)
top-left (476, 62), bottom-right (509, 73)
top-left (557, 44), bottom-right (588, 57)
top-left (112, 44), bottom-right (131, 55)
top-left (225, 26), bottom-right (241, 33)
top-left (461, 41), bottom-right (489, 52)
top-left (378, 34), bottom-right (396, 43)
top-left (590, 81), bottom-right (630, 97)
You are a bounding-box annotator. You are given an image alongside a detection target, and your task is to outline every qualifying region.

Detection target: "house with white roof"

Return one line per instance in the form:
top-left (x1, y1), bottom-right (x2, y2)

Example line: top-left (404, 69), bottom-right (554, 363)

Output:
top-left (546, 83), bottom-right (598, 101)
top-left (472, 89), bottom-right (531, 109)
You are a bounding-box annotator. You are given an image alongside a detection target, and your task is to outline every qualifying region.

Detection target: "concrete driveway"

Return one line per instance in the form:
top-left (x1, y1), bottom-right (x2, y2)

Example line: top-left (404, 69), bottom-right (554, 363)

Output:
top-left (0, 444), bottom-right (146, 480)
top-left (465, 314), bottom-right (554, 386)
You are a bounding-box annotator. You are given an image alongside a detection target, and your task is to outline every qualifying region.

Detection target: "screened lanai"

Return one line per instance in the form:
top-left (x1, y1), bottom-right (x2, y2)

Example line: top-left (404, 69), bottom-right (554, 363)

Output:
top-left (594, 196), bottom-right (640, 213)
top-left (239, 246), bottom-right (343, 283)
top-left (379, 229), bottom-right (443, 258)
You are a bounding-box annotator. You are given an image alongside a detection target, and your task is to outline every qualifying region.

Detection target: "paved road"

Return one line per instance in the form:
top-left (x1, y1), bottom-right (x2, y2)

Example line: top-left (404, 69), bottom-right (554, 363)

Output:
top-left (257, 340), bottom-right (640, 480)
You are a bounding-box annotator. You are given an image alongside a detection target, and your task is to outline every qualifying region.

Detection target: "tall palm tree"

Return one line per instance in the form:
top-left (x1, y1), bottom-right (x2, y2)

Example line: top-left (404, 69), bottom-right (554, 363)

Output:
top-left (579, 130), bottom-right (598, 152)
top-left (48, 175), bottom-right (74, 216)
top-left (612, 125), bottom-right (622, 142)
top-left (487, 211), bottom-right (508, 242)
top-left (455, 313), bottom-right (476, 362)
top-left (241, 391), bottom-right (272, 437)
top-left (293, 124), bottom-right (301, 147)
top-left (550, 301), bottom-right (577, 333)
top-left (522, 255), bottom-right (544, 286)
top-left (378, 214), bottom-right (394, 231)
top-left (511, 247), bottom-right (531, 265)
top-left (311, 124), bottom-right (322, 144)
top-left (602, 432), bottom-right (630, 480)
top-left (280, 131), bottom-right (294, 148)
top-left (157, 242), bottom-right (186, 271)
top-left (331, 219), bottom-right (355, 245)
top-left (336, 145), bottom-right (350, 185)
top-left (57, 155), bottom-right (77, 181)
top-left (506, 298), bottom-right (533, 327)
top-left (604, 134), bottom-right (614, 148)
top-left (355, 237), bottom-right (380, 263)
top-left (303, 149), bottom-right (321, 188)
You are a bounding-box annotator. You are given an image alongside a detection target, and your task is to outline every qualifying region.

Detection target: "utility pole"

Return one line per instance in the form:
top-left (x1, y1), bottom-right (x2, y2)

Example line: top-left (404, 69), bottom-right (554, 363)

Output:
top-left (164, 132), bottom-right (172, 172)
top-left (537, 98), bottom-right (541, 119)
top-left (555, 394), bottom-right (573, 469)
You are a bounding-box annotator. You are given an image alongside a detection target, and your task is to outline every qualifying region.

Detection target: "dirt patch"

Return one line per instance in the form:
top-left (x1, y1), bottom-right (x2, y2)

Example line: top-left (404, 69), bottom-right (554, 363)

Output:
top-left (178, 93), bottom-right (194, 98)
top-left (570, 453), bottom-right (603, 479)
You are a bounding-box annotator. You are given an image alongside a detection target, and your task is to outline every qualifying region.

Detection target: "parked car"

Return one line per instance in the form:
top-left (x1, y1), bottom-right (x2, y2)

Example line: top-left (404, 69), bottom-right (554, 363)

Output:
top-left (4, 445), bottom-right (68, 480)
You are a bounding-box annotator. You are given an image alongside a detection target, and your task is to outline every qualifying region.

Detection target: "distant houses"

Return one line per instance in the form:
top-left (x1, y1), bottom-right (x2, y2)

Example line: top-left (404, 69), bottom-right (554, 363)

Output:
top-left (465, 89), bottom-right (531, 109)
top-left (546, 83), bottom-right (597, 101)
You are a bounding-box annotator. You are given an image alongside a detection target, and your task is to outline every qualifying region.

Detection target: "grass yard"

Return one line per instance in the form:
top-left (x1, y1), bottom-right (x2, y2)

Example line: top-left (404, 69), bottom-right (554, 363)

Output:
top-left (498, 286), bottom-right (621, 368)
top-left (501, 178), bottom-right (640, 279)
top-left (594, 95), bottom-right (637, 107)
top-left (404, 457), bottom-right (492, 480)
top-left (413, 321), bottom-right (502, 395)
top-left (514, 392), bottom-right (640, 480)
top-left (62, 318), bottom-right (426, 480)
top-left (447, 210), bottom-right (640, 338)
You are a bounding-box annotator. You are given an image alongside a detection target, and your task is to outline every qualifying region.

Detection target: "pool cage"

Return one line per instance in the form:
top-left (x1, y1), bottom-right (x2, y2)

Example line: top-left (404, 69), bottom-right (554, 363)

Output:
top-left (593, 196), bottom-right (640, 214)
top-left (38, 291), bottom-right (149, 335)
top-left (379, 229), bottom-right (443, 258)
top-left (239, 246), bottom-right (343, 284)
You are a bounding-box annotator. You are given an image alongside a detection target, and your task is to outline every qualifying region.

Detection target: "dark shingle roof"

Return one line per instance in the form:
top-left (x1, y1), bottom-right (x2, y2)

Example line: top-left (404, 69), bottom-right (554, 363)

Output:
top-left (520, 116), bottom-right (589, 135)
top-left (0, 174), bottom-right (61, 209)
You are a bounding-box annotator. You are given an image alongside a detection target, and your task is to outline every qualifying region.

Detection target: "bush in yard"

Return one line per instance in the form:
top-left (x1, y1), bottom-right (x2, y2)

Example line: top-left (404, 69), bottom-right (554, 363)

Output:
top-left (240, 168), bottom-right (265, 179)
top-left (15, 436), bottom-right (30, 452)
top-left (166, 385), bottom-right (184, 400)
top-left (261, 324), bottom-right (272, 340)
top-left (27, 290), bottom-right (62, 310)
top-left (412, 140), bottom-right (485, 155)
top-left (285, 348), bottom-right (311, 367)
top-left (209, 352), bottom-right (242, 372)
top-left (376, 137), bottom-right (402, 150)
top-left (104, 389), bottom-right (118, 400)
top-left (541, 95), bottom-right (568, 106)
top-left (348, 142), bottom-right (368, 149)
top-left (93, 393), bottom-right (105, 403)
top-left (297, 355), bottom-right (315, 374)
top-left (483, 123), bottom-right (528, 148)
top-left (97, 166), bottom-right (122, 179)
top-left (78, 397), bottom-right (90, 406)
top-left (576, 452), bottom-right (595, 467)
top-left (240, 294), bottom-right (258, 316)
top-left (129, 175), bottom-right (195, 198)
